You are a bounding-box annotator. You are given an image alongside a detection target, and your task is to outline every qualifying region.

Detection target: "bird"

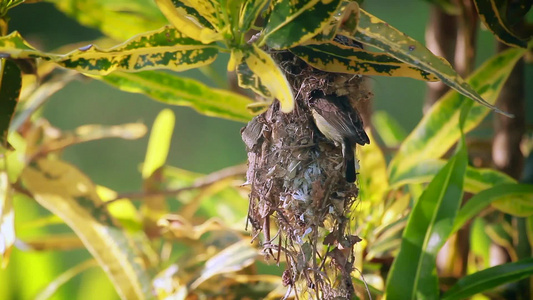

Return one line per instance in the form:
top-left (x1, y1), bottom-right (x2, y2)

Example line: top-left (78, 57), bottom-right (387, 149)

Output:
top-left (308, 90), bottom-right (370, 183)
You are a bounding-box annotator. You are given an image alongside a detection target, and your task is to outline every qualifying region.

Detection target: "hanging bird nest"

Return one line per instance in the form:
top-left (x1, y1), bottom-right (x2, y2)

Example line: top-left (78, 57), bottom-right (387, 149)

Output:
top-left (242, 49), bottom-right (369, 299)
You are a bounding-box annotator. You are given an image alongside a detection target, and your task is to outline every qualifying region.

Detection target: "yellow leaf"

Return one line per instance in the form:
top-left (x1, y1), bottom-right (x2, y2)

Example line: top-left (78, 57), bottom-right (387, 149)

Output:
top-left (244, 45), bottom-right (294, 112)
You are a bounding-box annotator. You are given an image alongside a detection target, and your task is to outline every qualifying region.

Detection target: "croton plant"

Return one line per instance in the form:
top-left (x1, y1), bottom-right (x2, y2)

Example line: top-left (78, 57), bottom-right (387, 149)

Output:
top-left (0, 0), bottom-right (532, 299)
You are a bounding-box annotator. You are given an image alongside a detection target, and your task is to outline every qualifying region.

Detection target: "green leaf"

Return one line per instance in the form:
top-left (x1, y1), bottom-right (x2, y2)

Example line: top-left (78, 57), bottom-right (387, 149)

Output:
top-left (441, 258), bottom-right (533, 300)
top-left (99, 70), bottom-right (253, 122)
top-left (239, 0), bottom-right (269, 33)
top-left (453, 184), bottom-right (533, 233)
top-left (155, 0), bottom-right (222, 43)
top-left (261, 0), bottom-right (343, 49)
top-left (48, 0), bottom-right (167, 41)
top-left (473, 0), bottom-right (530, 48)
top-left (389, 158), bottom-right (516, 193)
top-left (243, 44), bottom-right (294, 112)
top-left (21, 159), bottom-right (154, 300)
top-left (0, 27), bottom-right (218, 75)
top-left (372, 111), bottom-right (407, 148)
top-left (35, 259), bottom-right (99, 300)
top-left (352, 9), bottom-right (512, 116)
top-left (389, 46), bottom-right (527, 186)
top-left (469, 218), bottom-right (491, 270)
top-left (0, 59), bottom-right (22, 148)
top-left (142, 109), bottom-right (174, 179)
top-left (385, 139), bottom-right (467, 299)
top-left (291, 42), bottom-right (438, 81)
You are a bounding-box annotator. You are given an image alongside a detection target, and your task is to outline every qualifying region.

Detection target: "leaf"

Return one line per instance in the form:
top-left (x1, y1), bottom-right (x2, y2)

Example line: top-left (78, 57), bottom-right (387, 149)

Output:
top-left (142, 109), bottom-right (174, 179)
top-left (351, 9), bottom-right (512, 116)
top-left (189, 239), bottom-right (258, 289)
top-left (389, 158), bottom-right (515, 193)
top-left (261, 0), bottom-right (342, 49)
top-left (99, 70), bottom-right (253, 122)
top-left (180, 0), bottom-right (222, 32)
top-left (35, 259), bottom-right (99, 300)
top-left (358, 131), bottom-right (388, 204)
top-left (141, 109), bottom-right (174, 235)
top-left (372, 111), bottom-right (407, 148)
top-left (0, 27), bottom-right (219, 75)
top-left (385, 139), bottom-right (467, 299)
top-left (441, 258), bottom-right (533, 300)
top-left (453, 184), bottom-right (533, 233)
top-left (21, 159), bottom-right (154, 300)
top-left (473, 0), bottom-right (530, 48)
top-left (236, 60), bottom-right (271, 99)
top-left (243, 44), bottom-right (294, 112)
top-left (48, 0), bottom-right (167, 41)
top-left (41, 123), bottom-right (147, 153)
top-left (389, 46), bottom-right (527, 186)
top-left (291, 42), bottom-right (438, 81)
top-left (239, 0), bottom-right (269, 33)
top-left (0, 170), bottom-right (14, 268)
top-left (155, 0), bottom-right (222, 43)
top-left (0, 59), bottom-right (22, 148)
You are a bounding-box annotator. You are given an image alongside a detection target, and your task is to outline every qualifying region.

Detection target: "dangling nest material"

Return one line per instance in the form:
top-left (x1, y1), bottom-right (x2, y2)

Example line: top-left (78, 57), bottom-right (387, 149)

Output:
top-left (242, 50), bottom-right (368, 299)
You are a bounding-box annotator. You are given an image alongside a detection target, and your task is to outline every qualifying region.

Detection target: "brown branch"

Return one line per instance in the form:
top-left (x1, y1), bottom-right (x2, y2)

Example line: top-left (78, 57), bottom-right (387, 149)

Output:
top-left (106, 164), bottom-right (247, 204)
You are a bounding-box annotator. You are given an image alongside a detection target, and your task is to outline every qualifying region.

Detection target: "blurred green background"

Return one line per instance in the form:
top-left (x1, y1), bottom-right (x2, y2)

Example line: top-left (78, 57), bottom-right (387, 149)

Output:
top-left (1, 1), bottom-right (531, 299)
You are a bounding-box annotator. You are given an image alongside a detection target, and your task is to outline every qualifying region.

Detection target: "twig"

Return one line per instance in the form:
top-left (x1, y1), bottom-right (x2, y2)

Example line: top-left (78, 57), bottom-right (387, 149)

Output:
top-left (105, 164), bottom-right (247, 204)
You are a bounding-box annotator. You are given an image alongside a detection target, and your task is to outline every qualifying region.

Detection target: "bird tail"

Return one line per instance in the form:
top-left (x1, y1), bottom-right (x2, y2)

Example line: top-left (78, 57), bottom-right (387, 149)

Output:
top-left (342, 141), bottom-right (356, 183)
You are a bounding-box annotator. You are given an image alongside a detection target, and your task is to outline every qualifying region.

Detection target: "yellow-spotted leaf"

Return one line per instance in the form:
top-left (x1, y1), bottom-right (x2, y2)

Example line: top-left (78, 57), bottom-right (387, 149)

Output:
top-left (291, 42), bottom-right (438, 81)
top-left (388, 46), bottom-right (527, 186)
top-left (0, 27), bottom-right (218, 75)
top-left (99, 70), bottom-right (252, 122)
top-left (156, 0), bottom-right (222, 43)
top-left (239, 0), bottom-right (269, 33)
top-left (236, 61), bottom-right (271, 99)
top-left (243, 44), bottom-right (293, 112)
top-left (351, 9), bottom-right (512, 116)
top-left (261, 0), bottom-right (343, 49)
top-left (21, 159), bottom-right (154, 300)
top-left (48, 0), bottom-right (167, 41)
top-left (474, 0), bottom-right (530, 48)
top-left (182, 0), bottom-right (222, 31)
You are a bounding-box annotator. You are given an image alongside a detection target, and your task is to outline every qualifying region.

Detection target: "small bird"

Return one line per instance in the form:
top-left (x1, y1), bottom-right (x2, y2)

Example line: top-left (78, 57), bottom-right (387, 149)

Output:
top-left (308, 90), bottom-right (370, 183)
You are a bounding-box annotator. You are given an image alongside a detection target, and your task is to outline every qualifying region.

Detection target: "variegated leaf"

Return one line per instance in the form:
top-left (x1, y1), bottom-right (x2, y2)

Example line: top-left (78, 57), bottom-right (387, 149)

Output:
top-left (243, 44), bottom-right (294, 112)
top-left (0, 27), bottom-right (218, 75)
top-left (352, 9), bottom-right (512, 116)
top-left (99, 70), bottom-right (253, 122)
top-left (388, 47), bottom-right (526, 186)
top-left (291, 42), bottom-right (438, 81)
top-left (261, 0), bottom-right (343, 49)
top-left (474, 0), bottom-right (530, 48)
top-left (239, 0), bottom-right (269, 33)
top-left (180, 0), bottom-right (222, 31)
top-left (48, 0), bottom-right (167, 41)
top-left (156, 0), bottom-right (222, 43)
top-left (237, 62), bottom-right (271, 99)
